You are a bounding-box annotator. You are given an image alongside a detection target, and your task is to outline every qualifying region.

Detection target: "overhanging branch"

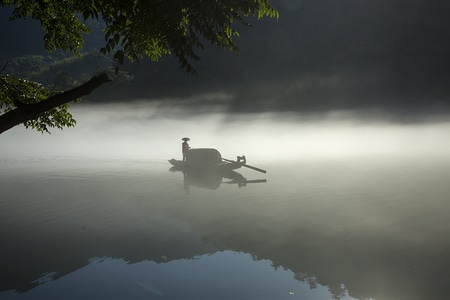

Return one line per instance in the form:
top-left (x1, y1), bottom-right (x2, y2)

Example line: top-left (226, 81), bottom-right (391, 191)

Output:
top-left (0, 73), bottom-right (111, 134)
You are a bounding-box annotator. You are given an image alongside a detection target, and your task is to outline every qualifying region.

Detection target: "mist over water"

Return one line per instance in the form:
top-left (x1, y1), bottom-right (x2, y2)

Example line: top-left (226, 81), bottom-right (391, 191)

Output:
top-left (3, 1), bottom-right (450, 298)
top-left (2, 100), bottom-right (450, 162)
top-left (2, 100), bottom-right (450, 300)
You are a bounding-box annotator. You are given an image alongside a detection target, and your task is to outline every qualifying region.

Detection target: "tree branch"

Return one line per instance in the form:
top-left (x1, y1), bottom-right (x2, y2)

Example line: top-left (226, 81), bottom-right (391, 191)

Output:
top-left (0, 73), bottom-right (111, 134)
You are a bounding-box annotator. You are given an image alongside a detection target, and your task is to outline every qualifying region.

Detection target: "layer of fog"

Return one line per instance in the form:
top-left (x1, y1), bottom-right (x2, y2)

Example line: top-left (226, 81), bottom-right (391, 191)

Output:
top-left (2, 101), bottom-right (450, 163)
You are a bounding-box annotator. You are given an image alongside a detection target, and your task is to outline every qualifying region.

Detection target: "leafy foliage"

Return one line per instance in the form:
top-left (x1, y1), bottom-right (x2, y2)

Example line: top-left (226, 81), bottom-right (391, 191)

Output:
top-left (3, 0), bottom-right (91, 54)
top-left (1, 0), bottom-right (278, 133)
top-left (2, 0), bottom-right (278, 74)
top-left (0, 75), bottom-right (77, 133)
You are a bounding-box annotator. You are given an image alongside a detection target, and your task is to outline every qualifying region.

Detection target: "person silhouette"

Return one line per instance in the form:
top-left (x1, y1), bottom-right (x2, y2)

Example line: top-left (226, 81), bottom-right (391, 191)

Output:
top-left (182, 137), bottom-right (191, 161)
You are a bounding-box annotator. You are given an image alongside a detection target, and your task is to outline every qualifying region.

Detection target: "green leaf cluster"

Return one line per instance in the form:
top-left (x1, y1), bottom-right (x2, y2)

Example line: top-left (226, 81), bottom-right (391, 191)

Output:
top-left (1, 0), bottom-right (277, 133)
top-left (98, 0), bottom-right (279, 74)
top-left (3, 0), bottom-right (91, 54)
top-left (0, 75), bottom-right (77, 133)
top-left (2, 0), bottom-right (278, 74)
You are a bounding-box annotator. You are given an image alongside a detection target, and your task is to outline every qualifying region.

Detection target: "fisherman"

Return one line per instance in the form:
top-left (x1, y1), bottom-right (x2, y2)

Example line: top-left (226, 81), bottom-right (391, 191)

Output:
top-left (182, 137), bottom-right (191, 161)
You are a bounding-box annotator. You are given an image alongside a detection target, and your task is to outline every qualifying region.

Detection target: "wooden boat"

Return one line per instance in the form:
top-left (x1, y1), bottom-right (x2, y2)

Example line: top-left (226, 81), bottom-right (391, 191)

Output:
top-left (169, 148), bottom-right (246, 172)
top-left (169, 148), bottom-right (266, 191)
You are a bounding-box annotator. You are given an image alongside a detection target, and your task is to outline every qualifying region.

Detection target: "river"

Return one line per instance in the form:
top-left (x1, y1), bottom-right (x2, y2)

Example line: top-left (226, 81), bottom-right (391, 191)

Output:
top-left (1, 104), bottom-right (450, 300)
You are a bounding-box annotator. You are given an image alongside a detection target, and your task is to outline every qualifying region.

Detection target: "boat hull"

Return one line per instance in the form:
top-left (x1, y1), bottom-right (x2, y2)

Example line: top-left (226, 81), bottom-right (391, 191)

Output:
top-left (168, 159), bottom-right (243, 172)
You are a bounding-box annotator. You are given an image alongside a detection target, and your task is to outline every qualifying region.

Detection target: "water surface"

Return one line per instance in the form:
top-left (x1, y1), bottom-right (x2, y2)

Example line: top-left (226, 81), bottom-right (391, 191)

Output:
top-left (2, 107), bottom-right (450, 300)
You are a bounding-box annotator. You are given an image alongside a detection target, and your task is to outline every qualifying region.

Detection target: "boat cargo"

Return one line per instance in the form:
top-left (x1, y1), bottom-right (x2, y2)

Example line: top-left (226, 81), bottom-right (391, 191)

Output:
top-left (169, 148), bottom-right (246, 171)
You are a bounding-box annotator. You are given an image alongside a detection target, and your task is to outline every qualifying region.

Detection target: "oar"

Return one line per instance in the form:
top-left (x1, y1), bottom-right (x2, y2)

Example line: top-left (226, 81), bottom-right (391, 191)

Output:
top-left (246, 179), bottom-right (267, 184)
top-left (222, 158), bottom-right (267, 174)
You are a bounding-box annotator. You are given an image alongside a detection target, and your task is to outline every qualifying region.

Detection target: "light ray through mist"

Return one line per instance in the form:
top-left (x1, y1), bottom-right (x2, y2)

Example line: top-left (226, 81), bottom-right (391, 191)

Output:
top-left (2, 102), bottom-right (450, 162)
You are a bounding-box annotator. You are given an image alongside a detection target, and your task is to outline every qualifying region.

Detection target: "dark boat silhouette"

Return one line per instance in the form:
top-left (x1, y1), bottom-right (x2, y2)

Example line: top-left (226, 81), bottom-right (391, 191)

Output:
top-left (169, 148), bottom-right (266, 173)
top-left (169, 149), bottom-right (266, 190)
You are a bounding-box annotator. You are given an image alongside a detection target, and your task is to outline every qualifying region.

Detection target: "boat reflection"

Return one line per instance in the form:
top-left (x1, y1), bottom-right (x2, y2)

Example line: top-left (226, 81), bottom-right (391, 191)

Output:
top-left (169, 166), bottom-right (266, 191)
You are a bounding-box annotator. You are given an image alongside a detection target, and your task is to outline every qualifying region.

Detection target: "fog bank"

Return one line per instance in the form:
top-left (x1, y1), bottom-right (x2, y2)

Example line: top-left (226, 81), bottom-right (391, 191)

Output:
top-left (2, 102), bottom-right (450, 162)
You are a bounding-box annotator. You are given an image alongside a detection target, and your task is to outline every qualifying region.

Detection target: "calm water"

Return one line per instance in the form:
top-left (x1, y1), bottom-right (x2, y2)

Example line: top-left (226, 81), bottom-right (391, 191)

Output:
top-left (2, 106), bottom-right (450, 300)
top-left (1, 156), bottom-right (450, 300)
